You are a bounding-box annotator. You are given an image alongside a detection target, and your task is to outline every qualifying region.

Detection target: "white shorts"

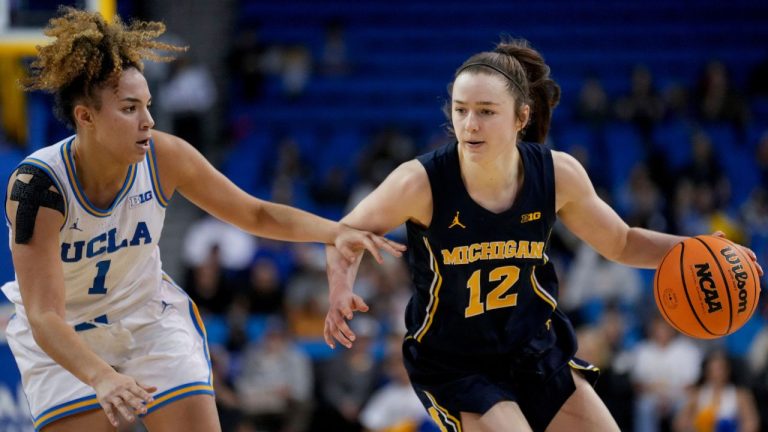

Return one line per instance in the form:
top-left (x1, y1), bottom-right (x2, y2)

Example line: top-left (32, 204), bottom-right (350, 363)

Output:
top-left (5, 275), bottom-right (213, 431)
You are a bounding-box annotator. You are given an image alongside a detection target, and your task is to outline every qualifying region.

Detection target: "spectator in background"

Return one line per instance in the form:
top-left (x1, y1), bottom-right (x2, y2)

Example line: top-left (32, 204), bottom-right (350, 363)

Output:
top-left (284, 265), bottom-right (329, 339)
top-left (158, 54), bottom-right (217, 152)
top-left (661, 83), bottom-right (693, 123)
top-left (679, 130), bottom-right (728, 193)
top-left (310, 166), bottom-right (352, 212)
top-left (617, 163), bottom-right (668, 231)
top-left (747, 301), bottom-right (768, 431)
top-left (183, 216), bottom-right (259, 276)
top-left (246, 256), bottom-right (285, 315)
top-left (674, 349), bottom-right (759, 432)
top-left (755, 131), bottom-right (768, 186)
top-left (615, 64), bottom-right (665, 140)
top-left (365, 255), bottom-right (412, 335)
top-left (695, 61), bottom-right (749, 130)
top-left (561, 241), bottom-right (643, 325)
top-left (741, 187), bottom-right (768, 281)
top-left (632, 314), bottom-right (702, 432)
top-left (321, 19), bottom-right (351, 76)
top-left (575, 311), bottom-right (636, 431)
top-left (574, 74), bottom-right (610, 127)
top-left (281, 45), bottom-right (312, 99)
top-left (747, 57), bottom-right (768, 97)
top-left (360, 334), bottom-right (435, 432)
top-left (235, 318), bottom-right (313, 432)
top-left (184, 244), bottom-right (235, 316)
top-left (210, 347), bottom-right (245, 432)
top-left (319, 316), bottom-right (381, 432)
top-left (227, 25), bottom-right (269, 102)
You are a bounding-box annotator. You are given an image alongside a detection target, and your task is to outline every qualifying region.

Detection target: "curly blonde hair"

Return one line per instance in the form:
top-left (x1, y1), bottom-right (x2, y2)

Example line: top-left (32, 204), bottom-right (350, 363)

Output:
top-left (23, 7), bottom-right (186, 129)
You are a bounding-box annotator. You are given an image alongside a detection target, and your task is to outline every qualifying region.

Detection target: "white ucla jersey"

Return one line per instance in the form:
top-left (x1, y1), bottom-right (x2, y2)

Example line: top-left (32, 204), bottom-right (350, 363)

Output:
top-left (2, 135), bottom-right (169, 325)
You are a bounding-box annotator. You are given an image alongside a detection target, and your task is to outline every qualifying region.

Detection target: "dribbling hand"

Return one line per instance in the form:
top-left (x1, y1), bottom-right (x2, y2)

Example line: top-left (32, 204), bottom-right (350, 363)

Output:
top-left (92, 369), bottom-right (156, 426)
top-left (712, 231), bottom-right (764, 276)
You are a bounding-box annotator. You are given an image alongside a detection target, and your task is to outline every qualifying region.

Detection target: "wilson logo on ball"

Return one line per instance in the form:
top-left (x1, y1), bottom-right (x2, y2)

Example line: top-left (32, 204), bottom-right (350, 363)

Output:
top-left (720, 247), bottom-right (749, 313)
top-left (694, 263), bottom-right (722, 313)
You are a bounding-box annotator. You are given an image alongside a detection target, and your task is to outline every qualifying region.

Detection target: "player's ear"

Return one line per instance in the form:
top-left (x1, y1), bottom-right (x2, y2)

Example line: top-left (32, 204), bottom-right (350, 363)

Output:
top-left (516, 104), bottom-right (530, 132)
top-left (73, 104), bottom-right (95, 129)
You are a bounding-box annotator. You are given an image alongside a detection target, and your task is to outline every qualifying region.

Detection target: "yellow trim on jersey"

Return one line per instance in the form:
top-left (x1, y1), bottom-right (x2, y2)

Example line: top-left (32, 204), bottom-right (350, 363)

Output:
top-left (62, 139), bottom-right (137, 217)
top-left (428, 408), bottom-right (450, 432)
top-left (33, 396), bottom-right (99, 429)
top-left (530, 266), bottom-right (557, 310)
top-left (569, 359), bottom-right (600, 373)
top-left (414, 237), bottom-right (443, 342)
top-left (18, 158), bottom-right (68, 229)
top-left (162, 273), bottom-right (213, 386)
top-left (424, 391), bottom-right (462, 432)
top-left (145, 383), bottom-right (215, 410)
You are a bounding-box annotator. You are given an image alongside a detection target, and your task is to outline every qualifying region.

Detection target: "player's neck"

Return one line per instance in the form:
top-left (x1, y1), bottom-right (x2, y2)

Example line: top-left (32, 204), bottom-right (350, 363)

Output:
top-left (459, 144), bottom-right (520, 192)
top-left (72, 135), bottom-right (130, 193)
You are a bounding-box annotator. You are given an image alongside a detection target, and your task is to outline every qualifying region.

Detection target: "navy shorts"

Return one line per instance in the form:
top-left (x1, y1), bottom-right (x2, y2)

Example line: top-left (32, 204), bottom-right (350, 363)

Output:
top-left (403, 309), bottom-right (599, 432)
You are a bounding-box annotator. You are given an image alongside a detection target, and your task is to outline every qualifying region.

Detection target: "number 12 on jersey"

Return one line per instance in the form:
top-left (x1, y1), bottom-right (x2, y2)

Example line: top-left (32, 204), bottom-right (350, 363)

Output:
top-left (465, 265), bottom-right (520, 317)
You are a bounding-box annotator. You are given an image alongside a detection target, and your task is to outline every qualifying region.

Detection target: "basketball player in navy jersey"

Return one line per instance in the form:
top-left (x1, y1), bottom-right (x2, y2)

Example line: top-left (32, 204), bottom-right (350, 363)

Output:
top-left (2, 8), bottom-right (404, 432)
top-left (324, 39), bottom-right (763, 431)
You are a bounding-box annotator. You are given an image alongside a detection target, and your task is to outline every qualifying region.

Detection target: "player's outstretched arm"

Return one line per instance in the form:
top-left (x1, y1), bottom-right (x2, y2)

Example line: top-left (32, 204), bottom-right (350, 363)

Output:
top-left (6, 168), bottom-right (156, 427)
top-left (324, 160), bottom-right (432, 349)
top-left (154, 131), bottom-right (404, 262)
top-left (554, 151), bottom-right (762, 273)
top-left (553, 150), bottom-right (685, 268)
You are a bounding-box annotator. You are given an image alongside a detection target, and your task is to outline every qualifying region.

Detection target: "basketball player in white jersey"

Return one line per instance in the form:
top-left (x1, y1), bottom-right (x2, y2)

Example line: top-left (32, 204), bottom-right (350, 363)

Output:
top-left (2, 8), bottom-right (404, 432)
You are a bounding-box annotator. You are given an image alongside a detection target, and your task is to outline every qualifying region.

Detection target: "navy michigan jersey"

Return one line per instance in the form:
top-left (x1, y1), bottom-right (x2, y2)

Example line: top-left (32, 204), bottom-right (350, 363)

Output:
top-left (405, 141), bottom-right (559, 355)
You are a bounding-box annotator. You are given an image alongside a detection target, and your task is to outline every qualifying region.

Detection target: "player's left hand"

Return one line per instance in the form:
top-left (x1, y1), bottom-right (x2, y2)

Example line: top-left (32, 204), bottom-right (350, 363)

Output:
top-left (712, 231), bottom-right (764, 277)
top-left (324, 288), bottom-right (369, 349)
top-left (334, 224), bottom-right (406, 264)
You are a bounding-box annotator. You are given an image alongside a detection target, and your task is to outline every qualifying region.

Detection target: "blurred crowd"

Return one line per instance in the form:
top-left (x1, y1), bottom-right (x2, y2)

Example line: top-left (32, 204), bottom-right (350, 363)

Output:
top-left (169, 47), bottom-right (768, 431)
top-left (1, 10), bottom-right (767, 432)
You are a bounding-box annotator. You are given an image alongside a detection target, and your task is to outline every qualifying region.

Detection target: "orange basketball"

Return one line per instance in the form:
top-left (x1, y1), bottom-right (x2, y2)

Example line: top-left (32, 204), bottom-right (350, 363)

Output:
top-left (654, 235), bottom-right (761, 339)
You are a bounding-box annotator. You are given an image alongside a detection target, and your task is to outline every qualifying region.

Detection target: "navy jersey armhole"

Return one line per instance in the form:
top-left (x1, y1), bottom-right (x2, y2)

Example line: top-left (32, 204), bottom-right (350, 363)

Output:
top-left (414, 143), bottom-right (456, 232)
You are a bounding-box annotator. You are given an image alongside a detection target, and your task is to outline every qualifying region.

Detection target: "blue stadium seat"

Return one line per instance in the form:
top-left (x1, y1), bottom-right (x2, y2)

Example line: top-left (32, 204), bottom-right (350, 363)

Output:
top-left (652, 120), bottom-right (693, 170)
top-left (603, 123), bottom-right (648, 194)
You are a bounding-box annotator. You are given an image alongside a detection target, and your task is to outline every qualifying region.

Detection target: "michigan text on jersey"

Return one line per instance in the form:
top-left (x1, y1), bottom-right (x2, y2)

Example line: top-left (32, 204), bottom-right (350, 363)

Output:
top-left (441, 240), bottom-right (544, 265)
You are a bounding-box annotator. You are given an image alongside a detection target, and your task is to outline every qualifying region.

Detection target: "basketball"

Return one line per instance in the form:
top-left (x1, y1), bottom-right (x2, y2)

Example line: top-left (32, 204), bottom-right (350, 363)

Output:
top-left (654, 235), bottom-right (761, 339)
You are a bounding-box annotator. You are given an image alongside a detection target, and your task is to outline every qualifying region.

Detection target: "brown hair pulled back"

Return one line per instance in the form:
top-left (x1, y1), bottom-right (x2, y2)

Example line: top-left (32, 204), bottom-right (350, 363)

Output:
top-left (448, 38), bottom-right (560, 144)
top-left (22, 7), bottom-right (186, 129)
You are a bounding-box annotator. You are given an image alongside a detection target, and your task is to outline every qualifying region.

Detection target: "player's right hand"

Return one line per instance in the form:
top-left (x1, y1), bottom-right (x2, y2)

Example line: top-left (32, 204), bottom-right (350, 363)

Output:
top-left (92, 369), bottom-right (156, 426)
top-left (334, 224), bottom-right (406, 264)
top-left (324, 289), bottom-right (369, 349)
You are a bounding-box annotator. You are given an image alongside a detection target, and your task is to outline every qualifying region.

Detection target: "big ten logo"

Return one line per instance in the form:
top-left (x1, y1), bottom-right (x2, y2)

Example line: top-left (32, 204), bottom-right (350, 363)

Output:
top-left (128, 191), bottom-right (153, 209)
top-left (520, 211), bottom-right (541, 223)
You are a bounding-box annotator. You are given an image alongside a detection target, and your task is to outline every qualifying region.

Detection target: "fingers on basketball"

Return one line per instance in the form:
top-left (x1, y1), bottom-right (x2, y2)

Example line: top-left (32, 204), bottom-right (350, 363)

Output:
top-left (654, 235), bottom-right (761, 339)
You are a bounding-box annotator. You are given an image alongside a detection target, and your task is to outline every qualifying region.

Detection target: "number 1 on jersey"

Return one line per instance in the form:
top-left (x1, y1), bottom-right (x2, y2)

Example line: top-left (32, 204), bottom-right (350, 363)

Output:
top-left (465, 265), bottom-right (520, 317)
top-left (88, 260), bottom-right (111, 295)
